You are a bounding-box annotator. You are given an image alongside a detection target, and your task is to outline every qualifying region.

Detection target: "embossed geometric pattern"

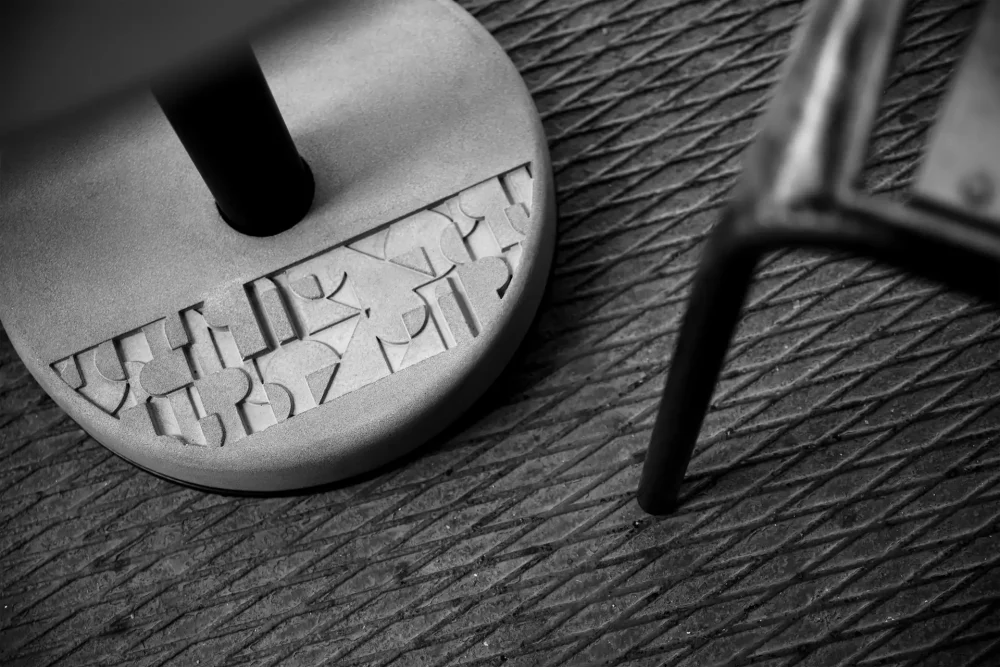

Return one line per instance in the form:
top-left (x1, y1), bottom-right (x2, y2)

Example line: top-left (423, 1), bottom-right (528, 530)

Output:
top-left (51, 167), bottom-right (533, 450)
top-left (2, 0), bottom-right (999, 666)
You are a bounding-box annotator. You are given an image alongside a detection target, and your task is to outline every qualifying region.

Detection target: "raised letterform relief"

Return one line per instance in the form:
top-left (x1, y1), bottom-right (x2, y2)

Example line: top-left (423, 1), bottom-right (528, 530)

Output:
top-left (51, 167), bottom-right (535, 447)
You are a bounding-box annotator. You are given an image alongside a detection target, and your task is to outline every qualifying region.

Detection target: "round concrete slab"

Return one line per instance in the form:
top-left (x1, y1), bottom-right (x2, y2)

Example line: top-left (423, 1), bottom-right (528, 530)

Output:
top-left (0, 0), bottom-right (555, 491)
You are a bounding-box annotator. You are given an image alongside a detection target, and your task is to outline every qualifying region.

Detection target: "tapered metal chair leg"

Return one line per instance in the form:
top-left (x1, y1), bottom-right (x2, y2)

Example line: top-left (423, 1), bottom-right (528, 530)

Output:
top-left (636, 0), bottom-right (910, 514)
top-left (637, 214), bottom-right (760, 515)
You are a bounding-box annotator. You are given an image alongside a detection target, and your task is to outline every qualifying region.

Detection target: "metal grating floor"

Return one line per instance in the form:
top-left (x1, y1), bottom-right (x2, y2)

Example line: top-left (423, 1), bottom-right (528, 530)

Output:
top-left (3, 0), bottom-right (1000, 665)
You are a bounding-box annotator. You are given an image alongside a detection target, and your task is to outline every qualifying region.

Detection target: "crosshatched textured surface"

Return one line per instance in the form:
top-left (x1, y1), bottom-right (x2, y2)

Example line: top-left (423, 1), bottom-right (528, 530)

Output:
top-left (3, 0), bottom-right (1000, 665)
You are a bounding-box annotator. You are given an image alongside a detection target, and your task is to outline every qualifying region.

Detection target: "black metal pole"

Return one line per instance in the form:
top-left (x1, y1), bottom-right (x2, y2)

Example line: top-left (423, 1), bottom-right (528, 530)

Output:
top-left (152, 43), bottom-right (314, 237)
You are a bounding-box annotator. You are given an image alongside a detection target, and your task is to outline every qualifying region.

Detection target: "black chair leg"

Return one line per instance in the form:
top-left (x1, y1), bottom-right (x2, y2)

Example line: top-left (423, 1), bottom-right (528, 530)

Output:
top-left (637, 212), bottom-right (761, 515)
top-left (635, 0), bottom-right (912, 515)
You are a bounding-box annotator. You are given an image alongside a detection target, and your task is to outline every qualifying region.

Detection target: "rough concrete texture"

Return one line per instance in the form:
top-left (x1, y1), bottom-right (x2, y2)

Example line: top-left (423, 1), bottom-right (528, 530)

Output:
top-left (4, 0), bottom-right (1000, 665)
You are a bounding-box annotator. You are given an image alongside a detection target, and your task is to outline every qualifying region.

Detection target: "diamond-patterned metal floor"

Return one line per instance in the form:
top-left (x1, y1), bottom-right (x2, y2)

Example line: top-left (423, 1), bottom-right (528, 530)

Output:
top-left (3, 0), bottom-right (1000, 665)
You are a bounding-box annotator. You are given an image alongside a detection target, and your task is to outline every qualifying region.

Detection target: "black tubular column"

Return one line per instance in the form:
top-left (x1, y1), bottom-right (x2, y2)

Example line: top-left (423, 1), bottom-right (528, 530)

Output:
top-left (152, 43), bottom-right (314, 236)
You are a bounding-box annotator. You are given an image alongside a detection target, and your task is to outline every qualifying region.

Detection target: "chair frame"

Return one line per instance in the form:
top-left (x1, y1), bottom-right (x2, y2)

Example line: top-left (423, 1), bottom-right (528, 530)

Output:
top-left (636, 0), bottom-right (1000, 514)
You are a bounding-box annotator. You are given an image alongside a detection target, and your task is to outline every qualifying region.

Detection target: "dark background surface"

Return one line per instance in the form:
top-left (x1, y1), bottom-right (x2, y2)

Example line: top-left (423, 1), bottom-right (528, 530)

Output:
top-left (4, 0), bottom-right (1000, 665)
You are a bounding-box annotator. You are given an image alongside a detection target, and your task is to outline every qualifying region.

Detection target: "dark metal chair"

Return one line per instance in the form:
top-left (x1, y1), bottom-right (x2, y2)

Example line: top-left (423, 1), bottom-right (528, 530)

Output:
top-left (636, 0), bottom-right (1000, 515)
